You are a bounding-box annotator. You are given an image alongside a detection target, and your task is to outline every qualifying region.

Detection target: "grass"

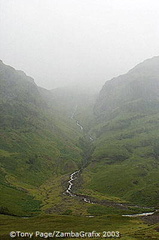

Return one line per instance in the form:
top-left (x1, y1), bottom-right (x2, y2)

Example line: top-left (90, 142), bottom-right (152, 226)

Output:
top-left (0, 180), bottom-right (41, 216)
top-left (80, 112), bottom-right (159, 208)
top-left (87, 205), bottom-right (154, 216)
top-left (0, 119), bottom-right (83, 216)
top-left (80, 157), bottom-right (159, 207)
top-left (0, 213), bottom-right (159, 240)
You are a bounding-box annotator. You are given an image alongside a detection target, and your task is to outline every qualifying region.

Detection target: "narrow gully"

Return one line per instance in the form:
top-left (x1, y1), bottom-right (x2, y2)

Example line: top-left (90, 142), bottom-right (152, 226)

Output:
top-left (65, 106), bottom-right (94, 203)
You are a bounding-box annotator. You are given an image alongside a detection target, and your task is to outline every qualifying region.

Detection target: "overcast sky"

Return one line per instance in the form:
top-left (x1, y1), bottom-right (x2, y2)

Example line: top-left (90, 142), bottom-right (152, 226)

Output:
top-left (0, 0), bottom-right (159, 91)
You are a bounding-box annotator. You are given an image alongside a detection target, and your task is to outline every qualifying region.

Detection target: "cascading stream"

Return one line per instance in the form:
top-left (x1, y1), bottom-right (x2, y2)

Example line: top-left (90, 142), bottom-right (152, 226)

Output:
top-left (65, 106), bottom-right (94, 203)
top-left (66, 170), bottom-right (80, 197)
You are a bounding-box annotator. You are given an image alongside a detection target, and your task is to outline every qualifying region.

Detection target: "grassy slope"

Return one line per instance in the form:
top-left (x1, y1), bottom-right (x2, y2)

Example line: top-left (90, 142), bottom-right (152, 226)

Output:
top-left (0, 61), bottom-right (83, 216)
top-left (80, 104), bottom-right (159, 208)
top-left (80, 57), bottom-right (159, 208)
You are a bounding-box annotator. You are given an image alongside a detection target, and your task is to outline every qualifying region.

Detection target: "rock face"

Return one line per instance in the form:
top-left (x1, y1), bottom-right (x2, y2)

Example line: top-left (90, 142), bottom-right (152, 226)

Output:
top-left (95, 56), bottom-right (159, 117)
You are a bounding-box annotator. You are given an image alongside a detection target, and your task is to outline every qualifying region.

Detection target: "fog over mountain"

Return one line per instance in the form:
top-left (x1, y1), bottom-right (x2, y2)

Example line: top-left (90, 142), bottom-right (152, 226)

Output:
top-left (0, 0), bottom-right (159, 91)
top-left (1, 1), bottom-right (159, 235)
top-left (95, 56), bottom-right (159, 116)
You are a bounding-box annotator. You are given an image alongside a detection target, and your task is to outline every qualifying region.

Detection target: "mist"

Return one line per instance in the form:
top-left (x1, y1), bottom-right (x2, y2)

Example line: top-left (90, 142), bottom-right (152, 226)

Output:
top-left (0, 0), bottom-right (159, 91)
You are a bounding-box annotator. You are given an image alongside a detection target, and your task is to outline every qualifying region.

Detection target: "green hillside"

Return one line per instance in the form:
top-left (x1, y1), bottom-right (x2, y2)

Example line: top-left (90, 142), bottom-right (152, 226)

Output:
top-left (80, 56), bottom-right (159, 207)
top-left (0, 60), bottom-right (83, 216)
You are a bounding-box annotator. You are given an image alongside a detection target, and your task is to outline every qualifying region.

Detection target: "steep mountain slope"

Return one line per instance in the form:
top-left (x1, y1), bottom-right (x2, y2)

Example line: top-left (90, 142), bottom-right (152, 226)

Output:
top-left (0, 60), bottom-right (83, 216)
top-left (95, 56), bottom-right (159, 117)
top-left (81, 56), bottom-right (159, 207)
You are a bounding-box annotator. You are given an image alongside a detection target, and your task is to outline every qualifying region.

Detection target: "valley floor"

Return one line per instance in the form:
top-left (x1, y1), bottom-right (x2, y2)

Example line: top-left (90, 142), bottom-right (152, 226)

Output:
top-left (0, 171), bottom-right (159, 240)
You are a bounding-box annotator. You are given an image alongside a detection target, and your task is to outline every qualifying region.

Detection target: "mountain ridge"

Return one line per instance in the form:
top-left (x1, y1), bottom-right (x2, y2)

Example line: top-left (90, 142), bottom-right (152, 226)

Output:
top-left (95, 56), bottom-right (159, 117)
